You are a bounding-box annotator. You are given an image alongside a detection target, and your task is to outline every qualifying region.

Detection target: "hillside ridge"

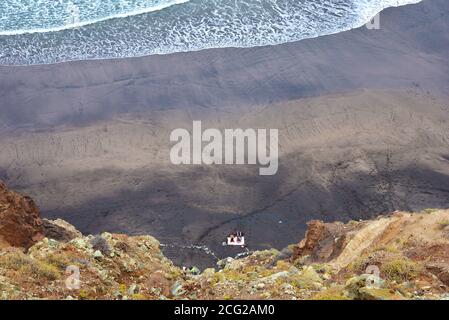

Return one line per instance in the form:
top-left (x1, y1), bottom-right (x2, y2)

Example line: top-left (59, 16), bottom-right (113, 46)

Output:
top-left (1, 181), bottom-right (448, 300)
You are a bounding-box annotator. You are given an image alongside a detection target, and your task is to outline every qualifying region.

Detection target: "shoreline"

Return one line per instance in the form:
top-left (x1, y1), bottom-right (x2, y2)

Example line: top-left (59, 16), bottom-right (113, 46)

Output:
top-left (0, 0), bottom-right (422, 67)
top-left (0, 0), bottom-right (447, 131)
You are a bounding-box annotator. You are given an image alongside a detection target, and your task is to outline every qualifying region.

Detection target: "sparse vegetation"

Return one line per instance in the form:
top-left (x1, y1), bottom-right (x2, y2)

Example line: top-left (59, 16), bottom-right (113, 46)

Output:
top-left (372, 243), bottom-right (400, 254)
top-left (0, 205), bottom-right (448, 300)
top-left (381, 258), bottom-right (421, 283)
top-left (348, 249), bottom-right (421, 284)
top-left (44, 252), bottom-right (72, 269)
top-left (0, 251), bottom-right (60, 280)
top-left (311, 286), bottom-right (348, 300)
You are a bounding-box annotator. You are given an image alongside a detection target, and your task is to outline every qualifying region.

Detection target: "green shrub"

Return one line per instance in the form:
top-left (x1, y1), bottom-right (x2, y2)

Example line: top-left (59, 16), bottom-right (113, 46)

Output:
top-left (381, 258), bottom-right (421, 283)
top-left (0, 252), bottom-right (61, 280)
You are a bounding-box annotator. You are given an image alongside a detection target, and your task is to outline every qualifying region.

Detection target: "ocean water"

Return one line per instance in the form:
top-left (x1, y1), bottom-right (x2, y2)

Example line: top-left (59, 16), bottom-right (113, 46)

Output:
top-left (0, 0), bottom-right (421, 65)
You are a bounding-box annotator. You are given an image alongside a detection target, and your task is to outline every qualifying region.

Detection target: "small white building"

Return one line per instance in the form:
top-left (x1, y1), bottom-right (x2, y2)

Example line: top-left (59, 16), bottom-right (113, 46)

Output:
top-left (227, 232), bottom-right (245, 246)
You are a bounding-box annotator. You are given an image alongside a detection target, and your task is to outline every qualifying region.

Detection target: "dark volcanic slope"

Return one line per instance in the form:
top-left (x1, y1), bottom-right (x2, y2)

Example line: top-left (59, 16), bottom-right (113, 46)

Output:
top-left (2, 89), bottom-right (449, 269)
top-left (0, 0), bottom-right (449, 267)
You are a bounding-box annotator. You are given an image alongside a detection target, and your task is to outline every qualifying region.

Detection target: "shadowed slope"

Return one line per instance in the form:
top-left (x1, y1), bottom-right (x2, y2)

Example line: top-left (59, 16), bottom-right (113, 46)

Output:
top-left (2, 89), bottom-right (449, 266)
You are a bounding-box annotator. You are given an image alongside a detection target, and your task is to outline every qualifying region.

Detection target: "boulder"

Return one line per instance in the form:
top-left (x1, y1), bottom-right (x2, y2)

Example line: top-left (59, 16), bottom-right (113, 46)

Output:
top-left (299, 266), bottom-right (323, 285)
top-left (42, 218), bottom-right (82, 242)
top-left (426, 263), bottom-right (449, 286)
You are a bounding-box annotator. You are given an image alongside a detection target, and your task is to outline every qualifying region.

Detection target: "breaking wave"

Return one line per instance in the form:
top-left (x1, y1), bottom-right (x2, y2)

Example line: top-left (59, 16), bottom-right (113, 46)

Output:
top-left (0, 0), bottom-right (422, 65)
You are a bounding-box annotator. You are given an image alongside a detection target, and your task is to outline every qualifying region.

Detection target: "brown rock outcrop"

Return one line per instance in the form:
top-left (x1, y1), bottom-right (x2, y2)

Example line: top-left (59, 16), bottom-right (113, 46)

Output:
top-left (42, 218), bottom-right (82, 242)
top-left (292, 220), bottom-right (353, 263)
top-left (426, 263), bottom-right (449, 286)
top-left (0, 181), bottom-right (43, 248)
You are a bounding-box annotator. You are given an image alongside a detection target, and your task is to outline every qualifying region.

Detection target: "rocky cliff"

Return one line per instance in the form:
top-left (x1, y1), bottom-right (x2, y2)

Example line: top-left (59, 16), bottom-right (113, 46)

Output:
top-left (0, 182), bottom-right (43, 248)
top-left (0, 182), bottom-right (448, 300)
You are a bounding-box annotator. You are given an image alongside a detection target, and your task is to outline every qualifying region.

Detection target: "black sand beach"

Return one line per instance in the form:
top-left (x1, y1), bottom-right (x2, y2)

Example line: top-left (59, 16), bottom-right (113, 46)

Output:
top-left (0, 0), bottom-right (448, 267)
top-left (1, 0), bottom-right (448, 130)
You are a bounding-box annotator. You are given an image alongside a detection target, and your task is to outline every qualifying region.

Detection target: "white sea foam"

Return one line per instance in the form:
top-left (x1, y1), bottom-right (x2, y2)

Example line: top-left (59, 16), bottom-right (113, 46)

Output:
top-left (0, 0), bottom-right (190, 35)
top-left (0, 0), bottom-right (422, 65)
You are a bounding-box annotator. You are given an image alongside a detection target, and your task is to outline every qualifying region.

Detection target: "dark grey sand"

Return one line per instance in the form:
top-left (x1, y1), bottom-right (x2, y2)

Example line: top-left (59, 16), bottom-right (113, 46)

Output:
top-left (1, 0), bottom-right (448, 130)
top-left (0, 0), bottom-right (448, 267)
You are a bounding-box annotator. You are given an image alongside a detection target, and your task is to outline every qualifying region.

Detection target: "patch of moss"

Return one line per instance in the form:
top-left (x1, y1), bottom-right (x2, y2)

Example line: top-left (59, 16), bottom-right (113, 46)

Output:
top-left (347, 254), bottom-right (370, 274)
top-left (275, 260), bottom-right (290, 271)
top-left (347, 220), bottom-right (360, 227)
top-left (223, 269), bottom-right (246, 282)
top-left (290, 278), bottom-right (307, 289)
top-left (131, 293), bottom-right (147, 300)
top-left (211, 272), bottom-right (225, 285)
top-left (78, 289), bottom-right (92, 300)
top-left (119, 283), bottom-right (127, 295)
top-left (33, 261), bottom-right (61, 280)
top-left (358, 287), bottom-right (404, 300)
top-left (311, 286), bottom-right (348, 300)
